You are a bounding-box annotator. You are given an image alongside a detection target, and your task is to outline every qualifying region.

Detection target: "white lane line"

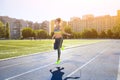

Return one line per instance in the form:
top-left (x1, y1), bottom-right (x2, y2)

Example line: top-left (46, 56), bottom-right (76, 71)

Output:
top-left (4, 44), bottom-right (105, 80)
top-left (0, 50), bottom-right (54, 61)
top-left (4, 56), bottom-right (71, 80)
top-left (5, 62), bottom-right (55, 80)
top-left (66, 48), bottom-right (108, 77)
top-left (0, 43), bottom-right (89, 69)
top-left (0, 47), bottom-right (73, 69)
top-left (0, 41), bottom-right (101, 62)
top-left (0, 49), bottom-right (73, 69)
top-left (0, 58), bottom-right (45, 69)
top-left (0, 41), bottom-right (103, 69)
top-left (117, 56), bottom-right (120, 80)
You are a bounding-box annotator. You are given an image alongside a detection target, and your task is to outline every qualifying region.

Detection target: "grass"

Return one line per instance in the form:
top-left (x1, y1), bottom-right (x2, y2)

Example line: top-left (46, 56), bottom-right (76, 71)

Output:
top-left (0, 39), bottom-right (105, 59)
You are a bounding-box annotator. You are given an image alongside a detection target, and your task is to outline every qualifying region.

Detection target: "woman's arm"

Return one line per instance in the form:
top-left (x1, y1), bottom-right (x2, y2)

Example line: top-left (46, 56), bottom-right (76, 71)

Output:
top-left (61, 27), bottom-right (71, 36)
top-left (63, 31), bottom-right (71, 36)
top-left (52, 34), bottom-right (55, 39)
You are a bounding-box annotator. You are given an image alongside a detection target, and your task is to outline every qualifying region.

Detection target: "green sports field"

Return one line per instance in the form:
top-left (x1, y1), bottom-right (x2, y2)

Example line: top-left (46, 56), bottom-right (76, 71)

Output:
top-left (0, 39), bottom-right (105, 59)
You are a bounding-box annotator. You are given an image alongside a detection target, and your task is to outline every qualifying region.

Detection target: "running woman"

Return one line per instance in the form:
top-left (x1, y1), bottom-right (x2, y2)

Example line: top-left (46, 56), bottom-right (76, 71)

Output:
top-left (52, 18), bottom-right (71, 64)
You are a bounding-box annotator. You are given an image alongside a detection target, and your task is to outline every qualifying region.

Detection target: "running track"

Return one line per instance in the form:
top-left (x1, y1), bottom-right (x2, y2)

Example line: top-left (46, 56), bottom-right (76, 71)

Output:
top-left (0, 40), bottom-right (120, 80)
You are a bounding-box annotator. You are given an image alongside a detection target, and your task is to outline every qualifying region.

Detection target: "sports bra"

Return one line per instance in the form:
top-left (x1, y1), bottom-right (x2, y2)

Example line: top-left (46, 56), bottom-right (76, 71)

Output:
top-left (54, 26), bottom-right (62, 34)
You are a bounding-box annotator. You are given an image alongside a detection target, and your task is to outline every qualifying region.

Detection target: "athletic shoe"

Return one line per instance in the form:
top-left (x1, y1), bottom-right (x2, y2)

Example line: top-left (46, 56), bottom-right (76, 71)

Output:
top-left (56, 60), bottom-right (61, 64)
top-left (61, 46), bottom-right (65, 50)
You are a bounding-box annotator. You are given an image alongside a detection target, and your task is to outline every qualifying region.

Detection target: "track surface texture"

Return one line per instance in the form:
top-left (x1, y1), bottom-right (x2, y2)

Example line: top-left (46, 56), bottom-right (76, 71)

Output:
top-left (0, 40), bottom-right (120, 80)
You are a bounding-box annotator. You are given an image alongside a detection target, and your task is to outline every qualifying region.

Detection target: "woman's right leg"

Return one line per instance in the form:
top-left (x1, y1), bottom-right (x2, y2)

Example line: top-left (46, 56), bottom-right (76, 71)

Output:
top-left (57, 48), bottom-right (61, 60)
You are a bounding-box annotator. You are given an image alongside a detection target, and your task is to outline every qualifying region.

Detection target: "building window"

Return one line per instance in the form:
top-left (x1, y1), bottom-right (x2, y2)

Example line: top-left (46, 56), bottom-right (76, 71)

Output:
top-left (14, 26), bottom-right (17, 29)
top-left (13, 30), bottom-right (17, 34)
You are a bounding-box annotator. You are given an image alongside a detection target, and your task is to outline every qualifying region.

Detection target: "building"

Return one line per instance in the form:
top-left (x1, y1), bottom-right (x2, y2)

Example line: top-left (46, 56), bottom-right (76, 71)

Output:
top-left (41, 20), bottom-right (50, 33)
top-left (117, 10), bottom-right (120, 24)
top-left (82, 14), bottom-right (94, 20)
top-left (68, 17), bottom-right (82, 32)
top-left (1, 10), bottom-right (120, 39)
top-left (0, 16), bottom-right (50, 39)
top-left (10, 20), bottom-right (21, 39)
top-left (68, 10), bottom-right (119, 33)
top-left (49, 20), bottom-right (54, 35)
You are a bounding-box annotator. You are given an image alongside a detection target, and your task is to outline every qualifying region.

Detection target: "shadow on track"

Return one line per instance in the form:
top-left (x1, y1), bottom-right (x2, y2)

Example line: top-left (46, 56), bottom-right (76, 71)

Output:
top-left (50, 67), bottom-right (80, 80)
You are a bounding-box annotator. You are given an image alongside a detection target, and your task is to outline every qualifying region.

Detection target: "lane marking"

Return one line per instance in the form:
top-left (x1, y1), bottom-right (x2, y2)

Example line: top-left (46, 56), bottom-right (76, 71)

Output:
top-left (1, 41), bottom-right (106, 70)
top-left (117, 56), bottom-right (120, 80)
top-left (4, 57), bottom-right (71, 80)
top-left (0, 50), bottom-right (54, 61)
top-left (0, 41), bottom-right (103, 62)
top-left (4, 43), bottom-right (107, 80)
top-left (0, 49), bottom-right (75, 69)
top-left (5, 62), bottom-right (54, 80)
top-left (66, 48), bottom-right (108, 77)
top-left (0, 57), bottom-right (45, 69)
top-left (0, 43), bottom-right (92, 69)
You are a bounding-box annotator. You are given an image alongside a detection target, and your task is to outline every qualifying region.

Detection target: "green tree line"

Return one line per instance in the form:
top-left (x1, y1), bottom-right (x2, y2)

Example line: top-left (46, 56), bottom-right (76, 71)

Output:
top-left (13, 24), bottom-right (120, 39)
top-left (1, 20), bottom-right (120, 39)
top-left (0, 21), bottom-right (10, 39)
top-left (63, 24), bottom-right (120, 39)
top-left (22, 27), bottom-right (49, 39)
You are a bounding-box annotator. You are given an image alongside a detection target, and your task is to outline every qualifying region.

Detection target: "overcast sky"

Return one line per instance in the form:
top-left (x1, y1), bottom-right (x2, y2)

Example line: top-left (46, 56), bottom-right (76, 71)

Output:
top-left (0, 0), bottom-right (120, 22)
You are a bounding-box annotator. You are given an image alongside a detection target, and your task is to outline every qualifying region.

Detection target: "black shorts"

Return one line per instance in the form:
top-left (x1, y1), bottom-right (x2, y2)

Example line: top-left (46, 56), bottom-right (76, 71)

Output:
top-left (54, 38), bottom-right (63, 50)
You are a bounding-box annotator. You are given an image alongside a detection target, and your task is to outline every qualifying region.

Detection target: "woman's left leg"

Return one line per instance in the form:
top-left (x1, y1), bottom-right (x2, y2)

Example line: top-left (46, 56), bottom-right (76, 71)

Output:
top-left (58, 38), bottom-right (63, 60)
top-left (56, 38), bottom-right (63, 64)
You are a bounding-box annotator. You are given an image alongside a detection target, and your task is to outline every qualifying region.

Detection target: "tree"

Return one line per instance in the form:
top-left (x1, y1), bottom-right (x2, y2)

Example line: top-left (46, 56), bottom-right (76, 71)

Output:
top-left (81, 29), bottom-right (98, 38)
top-left (5, 22), bottom-right (10, 39)
top-left (72, 32), bottom-right (81, 39)
top-left (106, 29), bottom-right (113, 38)
top-left (0, 21), bottom-right (5, 38)
top-left (22, 27), bottom-right (33, 38)
top-left (91, 29), bottom-right (98, 38)
top-left (99, 30), bottom-right (107, 38)
top-left (63, 26), bottom-right (72, 39)
top-left (77, 32), bottom-right (81, 39)
top-left (36, 29), bottom-right (48, 39)
top-left (64, 26), bottom-right (72, 33)
top-left (113, 24), bottom-right (120, 39)
top-left (32, 30), bottom-right (37, 39)
top-left (50, 32), bottom-right (54, 38)
top-left (81, 29), bottom-right (92, 38)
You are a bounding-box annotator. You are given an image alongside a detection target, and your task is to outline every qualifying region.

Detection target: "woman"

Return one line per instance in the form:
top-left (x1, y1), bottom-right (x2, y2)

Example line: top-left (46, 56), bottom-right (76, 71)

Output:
top-left (52, 18), bottom-right (71, 64)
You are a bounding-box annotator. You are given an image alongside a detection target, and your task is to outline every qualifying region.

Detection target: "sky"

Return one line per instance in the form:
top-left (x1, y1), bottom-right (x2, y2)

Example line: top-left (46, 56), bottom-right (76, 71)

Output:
top-left (0, 0), bottom-right (120, 22)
